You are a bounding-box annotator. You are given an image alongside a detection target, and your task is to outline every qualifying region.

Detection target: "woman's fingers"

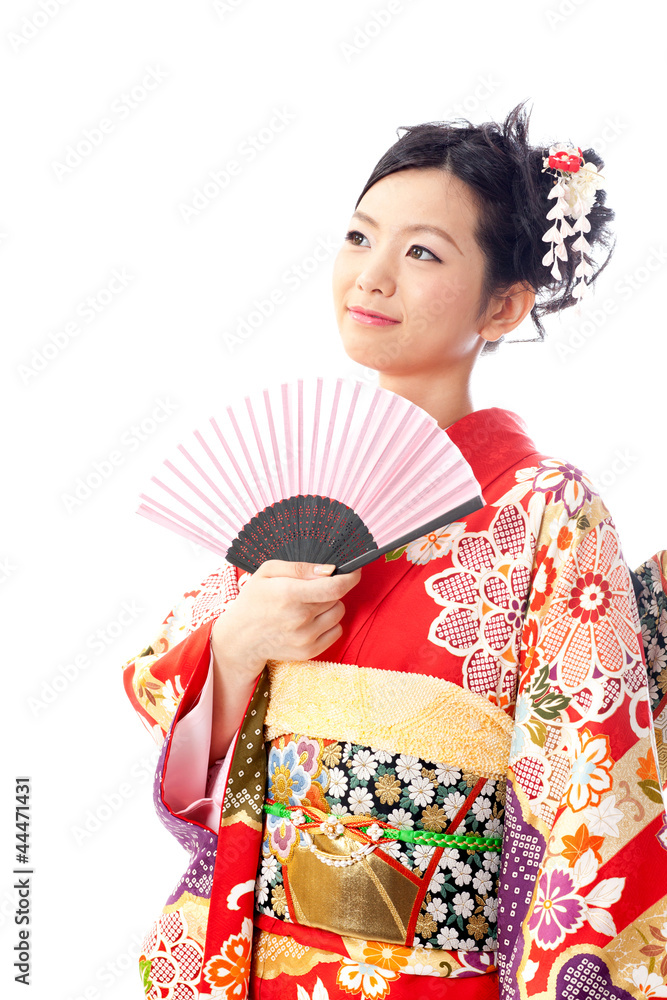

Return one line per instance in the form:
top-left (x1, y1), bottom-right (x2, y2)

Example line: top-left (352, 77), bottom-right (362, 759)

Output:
top-left (256, 559), bottom-right (362, 605)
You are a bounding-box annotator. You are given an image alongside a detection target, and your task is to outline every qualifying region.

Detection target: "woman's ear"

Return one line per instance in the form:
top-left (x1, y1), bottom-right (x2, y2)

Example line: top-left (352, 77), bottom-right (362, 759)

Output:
top-left (478, 282), bottom-right (536, 345)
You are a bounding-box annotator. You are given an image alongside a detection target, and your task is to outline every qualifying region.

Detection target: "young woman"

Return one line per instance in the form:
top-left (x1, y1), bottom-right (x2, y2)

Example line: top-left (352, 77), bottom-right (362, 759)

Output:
top-left (122, 102), bottom-right (667, 999)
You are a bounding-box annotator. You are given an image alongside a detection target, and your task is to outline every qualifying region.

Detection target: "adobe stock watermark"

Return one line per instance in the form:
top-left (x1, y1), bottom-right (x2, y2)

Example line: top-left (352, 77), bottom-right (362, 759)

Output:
top-left (582, 115), bottom-right (627, 158)
top-left (342, 365), bottom-right (381, 389)
top-left (51, 66), bottom-right (168, 179)
top-left (178, 106), bottom-right (296, 223)
top-left (7, 0), bottom-right (74, 53)
top-left (545, 0), bottom-right (590, 28)
top-left (587, 447), bottom-right (639, 496)
top-left (212, 0), bottom-right (249, 15)
top-left (0, 557), bottom-right (16, 584)
top-left (61, 396), bottom-right (179, 513)
top-left (0, 883), bottom-right (23, 931)
top-left (64, 929), bottom-right (149, 999)
top-left (339, 0), bottom-right (420, 63)
top-left (221, 233), bottom-right (340, 352)
top-left (70, 746), bottom-right (161, 847)
top-left (17, 267), bottom-right (134, 385)
top-left (27, 601), bottom-right (144, 716)
top-left (440, 74), bottom-right (501, 122)
top-left (554, 245), bottom-right (667, 361)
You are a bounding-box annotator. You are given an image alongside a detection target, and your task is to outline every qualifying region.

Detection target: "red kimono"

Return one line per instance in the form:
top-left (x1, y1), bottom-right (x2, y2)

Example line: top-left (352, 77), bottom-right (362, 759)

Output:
top-left (122, 406), bottom-right (667, 999)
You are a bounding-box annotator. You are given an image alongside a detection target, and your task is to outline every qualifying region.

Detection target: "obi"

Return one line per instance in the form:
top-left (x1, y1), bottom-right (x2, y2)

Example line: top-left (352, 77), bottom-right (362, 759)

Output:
top-left (252, 659), bottom-right (513, 953)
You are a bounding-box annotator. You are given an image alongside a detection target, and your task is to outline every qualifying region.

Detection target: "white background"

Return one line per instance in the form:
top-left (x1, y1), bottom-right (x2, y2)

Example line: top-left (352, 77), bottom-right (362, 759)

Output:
top-left (1, 0), bottom-right (664, 996)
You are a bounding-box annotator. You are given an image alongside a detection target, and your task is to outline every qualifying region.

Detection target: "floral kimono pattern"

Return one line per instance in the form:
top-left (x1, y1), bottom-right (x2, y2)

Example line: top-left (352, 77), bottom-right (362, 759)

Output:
top-left (121, 406), bottom-right (667, 999)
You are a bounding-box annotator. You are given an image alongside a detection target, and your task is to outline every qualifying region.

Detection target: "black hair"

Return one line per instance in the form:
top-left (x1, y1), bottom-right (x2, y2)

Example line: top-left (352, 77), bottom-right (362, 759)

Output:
top-left (354, 99), bottom-right (616, 354)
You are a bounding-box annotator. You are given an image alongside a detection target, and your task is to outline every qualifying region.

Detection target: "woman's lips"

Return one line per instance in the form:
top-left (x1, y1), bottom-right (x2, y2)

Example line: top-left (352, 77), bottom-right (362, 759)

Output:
top-left (347, 307), bottom-right (400, 326)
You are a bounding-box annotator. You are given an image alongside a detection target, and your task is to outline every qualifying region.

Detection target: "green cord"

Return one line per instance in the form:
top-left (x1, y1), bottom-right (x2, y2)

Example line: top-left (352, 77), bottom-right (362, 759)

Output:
top-left (263, 801), bottom-right (501, 852)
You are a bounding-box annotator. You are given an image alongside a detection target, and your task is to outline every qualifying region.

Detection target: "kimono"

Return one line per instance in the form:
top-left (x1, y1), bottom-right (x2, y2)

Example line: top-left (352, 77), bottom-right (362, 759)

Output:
top-left (121, 405), bottom-right (667, 999)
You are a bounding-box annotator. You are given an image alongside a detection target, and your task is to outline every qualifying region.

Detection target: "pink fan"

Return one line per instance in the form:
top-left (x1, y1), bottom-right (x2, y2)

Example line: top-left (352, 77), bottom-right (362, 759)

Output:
top-left (136, 377), bottom-right (485, 574)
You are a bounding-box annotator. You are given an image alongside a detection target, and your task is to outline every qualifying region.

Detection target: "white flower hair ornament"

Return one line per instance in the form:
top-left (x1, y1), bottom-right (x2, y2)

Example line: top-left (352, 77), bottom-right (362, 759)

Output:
top-left (540, 144), bottom-right (606, 302)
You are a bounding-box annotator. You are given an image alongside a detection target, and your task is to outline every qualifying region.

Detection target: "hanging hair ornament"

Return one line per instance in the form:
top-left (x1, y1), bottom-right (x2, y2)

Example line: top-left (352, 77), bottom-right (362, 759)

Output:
top-left (540, 144), bottom-right (605, 303)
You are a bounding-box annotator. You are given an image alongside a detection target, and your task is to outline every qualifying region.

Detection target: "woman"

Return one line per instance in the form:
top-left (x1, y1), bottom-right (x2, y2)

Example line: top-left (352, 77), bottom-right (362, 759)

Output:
top-left (122, 102), bottom-right (667, 998)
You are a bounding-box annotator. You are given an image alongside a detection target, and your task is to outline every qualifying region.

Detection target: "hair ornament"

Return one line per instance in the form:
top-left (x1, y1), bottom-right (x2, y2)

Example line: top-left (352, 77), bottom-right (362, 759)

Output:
top-left (540, 143), bottom-right (605, 302)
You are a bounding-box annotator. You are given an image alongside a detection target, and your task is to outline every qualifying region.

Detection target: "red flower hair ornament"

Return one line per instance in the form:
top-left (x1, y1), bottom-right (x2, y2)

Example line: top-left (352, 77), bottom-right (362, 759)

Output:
top-left (540, 143), bottom-right (606, 302)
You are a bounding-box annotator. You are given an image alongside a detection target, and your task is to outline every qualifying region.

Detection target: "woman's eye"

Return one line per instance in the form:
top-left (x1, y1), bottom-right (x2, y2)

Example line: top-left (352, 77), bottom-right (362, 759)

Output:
top-left (344, 230), bottom-right (369, 247)
top-left (407, 245), bottom-right (439, 262)
top-left (344, 230), bottom-right (440, 262)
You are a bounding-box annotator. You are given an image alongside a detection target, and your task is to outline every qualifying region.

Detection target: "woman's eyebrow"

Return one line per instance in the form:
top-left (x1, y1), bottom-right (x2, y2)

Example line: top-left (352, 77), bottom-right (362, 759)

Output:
top-left (351, 209), bottom-right (464, 256)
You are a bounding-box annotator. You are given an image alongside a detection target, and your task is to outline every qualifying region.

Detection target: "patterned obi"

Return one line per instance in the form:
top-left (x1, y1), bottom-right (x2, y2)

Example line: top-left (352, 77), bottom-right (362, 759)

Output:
top-left (253, 659), bottom-right (512, 954)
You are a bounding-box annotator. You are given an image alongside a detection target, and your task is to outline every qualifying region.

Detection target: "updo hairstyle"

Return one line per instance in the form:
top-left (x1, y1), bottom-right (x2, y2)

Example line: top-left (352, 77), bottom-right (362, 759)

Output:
top-left (355, 99), bottom-right (616, 354)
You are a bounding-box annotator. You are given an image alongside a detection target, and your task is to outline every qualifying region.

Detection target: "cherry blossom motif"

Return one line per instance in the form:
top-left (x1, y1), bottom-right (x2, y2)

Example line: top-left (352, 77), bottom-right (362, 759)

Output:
top-left (527, 867), bottom-right (587, 949)
top-left (141, 908), bottom-right (203, 999)
top-left (630, 964), bottom-right (667, 997)
top-left (540, 519), bottom-right (644, 706)
top-left (404, 521), bottom-right (467, 564)
top-left (566, 730), bottom-right (614, 811)
top-left (403, 961), bottom-right (436, 975)
top-left (530, 459), bottom-right (596, 517)
top-left (336, 958), bottom-right (398, 998)
top-left (424, 503), bottom-right (533, 705)
top-left (203, 916), bottom-right (253, 998)
top-left (505, 459), bottom-right (594, 519)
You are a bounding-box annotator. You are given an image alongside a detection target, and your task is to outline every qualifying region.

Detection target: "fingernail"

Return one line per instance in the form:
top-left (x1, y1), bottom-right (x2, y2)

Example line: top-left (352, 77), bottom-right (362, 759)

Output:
top-left (313, 564), bottom-right (336, 575)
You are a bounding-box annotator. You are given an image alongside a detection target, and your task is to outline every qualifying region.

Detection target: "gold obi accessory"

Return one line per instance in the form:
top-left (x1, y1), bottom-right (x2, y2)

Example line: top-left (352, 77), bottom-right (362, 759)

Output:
top-left (255, 659), bottom-right (510, 950)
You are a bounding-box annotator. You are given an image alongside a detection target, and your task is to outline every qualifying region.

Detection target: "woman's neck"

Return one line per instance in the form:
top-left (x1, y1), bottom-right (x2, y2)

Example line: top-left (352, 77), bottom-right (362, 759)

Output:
top-left (377, 373), bottom-right (475, 430)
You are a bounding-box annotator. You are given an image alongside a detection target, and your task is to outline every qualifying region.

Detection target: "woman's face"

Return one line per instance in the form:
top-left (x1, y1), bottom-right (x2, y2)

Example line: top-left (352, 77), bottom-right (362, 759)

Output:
top-left (332, 167), bottom-right (494, 376)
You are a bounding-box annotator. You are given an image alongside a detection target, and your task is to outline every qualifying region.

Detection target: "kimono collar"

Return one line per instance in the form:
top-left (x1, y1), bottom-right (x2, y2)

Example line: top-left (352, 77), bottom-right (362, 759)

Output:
top-left (444, 407), bottom-right (542, 495)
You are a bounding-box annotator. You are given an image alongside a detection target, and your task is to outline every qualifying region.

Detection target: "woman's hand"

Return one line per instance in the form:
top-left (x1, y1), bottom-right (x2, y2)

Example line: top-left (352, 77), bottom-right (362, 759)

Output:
top-left (208, 560), bottom-right (362, 764)
top-left (212, 559), bottom-right (362, 679)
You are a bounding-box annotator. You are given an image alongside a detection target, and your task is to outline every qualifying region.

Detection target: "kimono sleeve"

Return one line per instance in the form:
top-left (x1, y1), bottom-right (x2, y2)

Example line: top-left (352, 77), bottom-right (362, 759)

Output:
top-left (161, 652), bottom-right (237, 828)
top-left (498, 514), bottom-right (667, 998)
top-left (121, 560), bottom-right (242, 746)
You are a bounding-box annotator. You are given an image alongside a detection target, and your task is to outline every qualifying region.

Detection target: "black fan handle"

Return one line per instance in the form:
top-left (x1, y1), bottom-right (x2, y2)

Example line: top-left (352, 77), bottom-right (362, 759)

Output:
top-left (332, 495), bottom-right (486, 574)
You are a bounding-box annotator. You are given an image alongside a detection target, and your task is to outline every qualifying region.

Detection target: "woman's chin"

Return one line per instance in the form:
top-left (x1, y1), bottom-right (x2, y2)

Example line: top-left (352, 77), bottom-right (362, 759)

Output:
top-left (339, 334), bottom-right (404, 372)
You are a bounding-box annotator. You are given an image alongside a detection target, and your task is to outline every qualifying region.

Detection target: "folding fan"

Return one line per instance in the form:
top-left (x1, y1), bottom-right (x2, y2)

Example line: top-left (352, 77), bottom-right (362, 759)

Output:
top-left (136, 377), bottom-right (486, 575)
